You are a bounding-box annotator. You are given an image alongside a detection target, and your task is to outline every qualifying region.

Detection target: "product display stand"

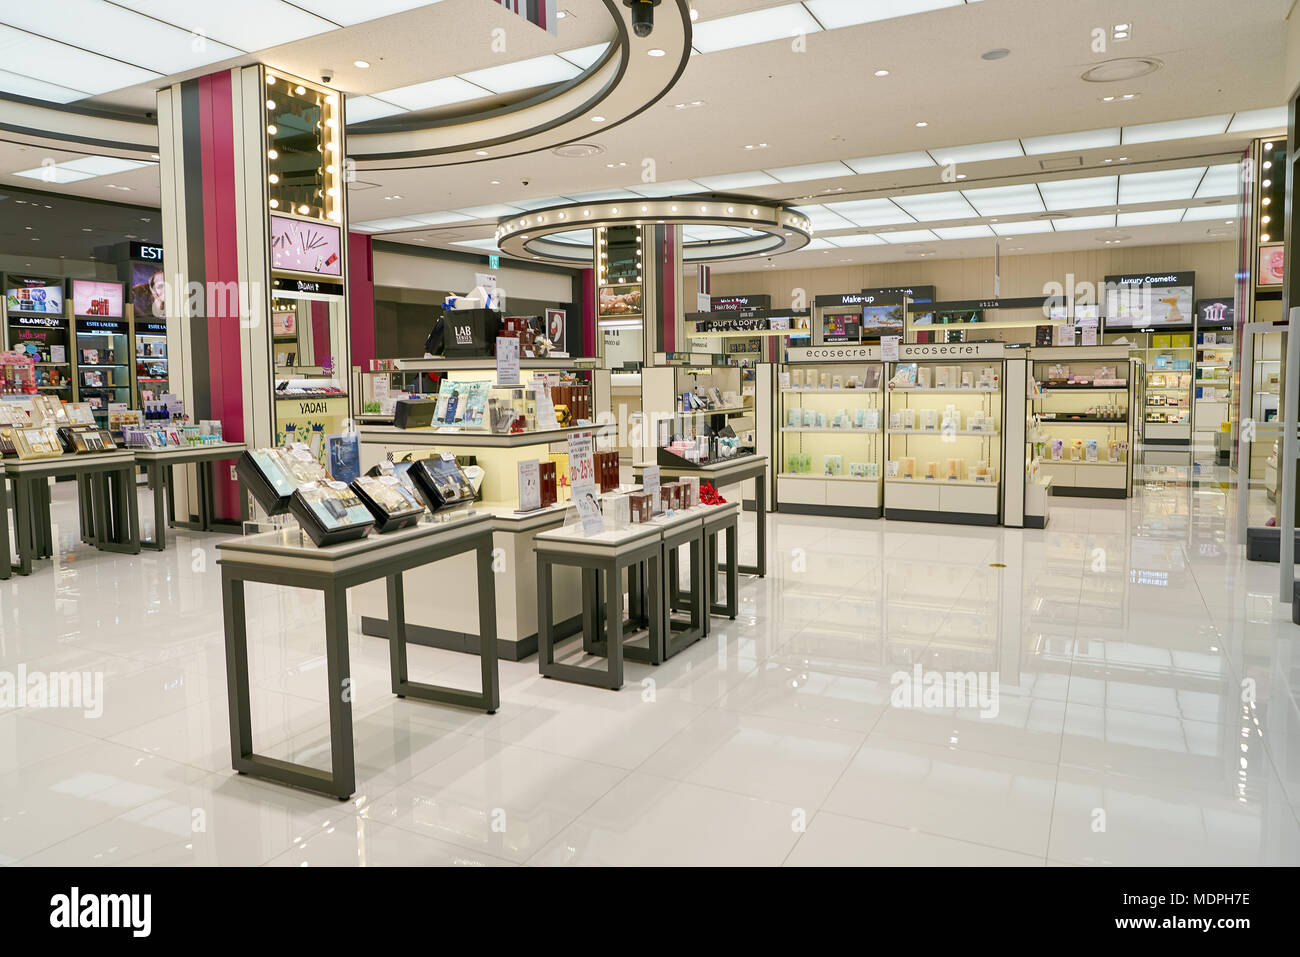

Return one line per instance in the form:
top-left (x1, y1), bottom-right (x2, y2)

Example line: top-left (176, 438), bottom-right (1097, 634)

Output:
top-left (3, 451), bottom-right (140, 575)
top-left (216, 513), bottom-right (499, 800)
top-left (536, 522), bottom-right (664, 690)
top-left (660, 508), bottom-right (708, 657)
top-left (703, 504), bottom-right (740, 618)
top-left (133, 443), bottom-right (249, 550)
top-left (632, 454), bottom-right (768, 576)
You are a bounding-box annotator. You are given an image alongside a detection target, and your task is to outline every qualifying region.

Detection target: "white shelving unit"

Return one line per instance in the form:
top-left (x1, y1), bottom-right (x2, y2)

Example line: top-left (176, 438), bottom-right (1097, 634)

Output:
top-left (778, 345), bottom-right (884, 517)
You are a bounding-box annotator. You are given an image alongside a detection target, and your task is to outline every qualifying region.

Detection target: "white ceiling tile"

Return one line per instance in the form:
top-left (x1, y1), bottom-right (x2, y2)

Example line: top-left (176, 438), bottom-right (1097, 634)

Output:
top-left (823, 198), bottom-right (913, 227)
top-left (1117, 208), bottom-right (1187, 226)
top-left (1227, 107), bottom-right (1287, 133)
top-left (2, 2), bottom-right (241, 75)
top-left (880, 229), bottom-right (939, 244)
top-left (60, 156), bottom-right (150, 176)
top-left (961, 184), bottom-right (1044, 215)
top-left (379, 76), bottom-right (492, 111)
top-left (1052, 214), bottom-right (1117, 231)
top-left (991, 220), bottom-right (1054, 235)
top-left (558, 43), bottom-right (611, 70)
top-left (407, 211), bottom-right (475, 225)
top-left (829, 233), bottom-right (887, 247)
top-left (351, 217), bottom-right (430, 231)
top-left (1195, 164), bottom-right (1239, 198)
top-left (0, 24), bottom-right (158, 96)
top-left (764, 162), bottom-right (855, 183)
top-left (695, 171), bottom-right (780, 190)
top-left (290, 0), bottom-right (445, 27)
top-left (843, 152), bottom-right (935, 174)
top-left (549, 229), bottom-right (594, 245)
top-left (804, 238), bottom-right (836, 250)
top-left (345, 96), bottom-right (406, 124)
top-left (805, 0), bottom-right (963, 28)
top-left (1181, 204), bottom-right (1241, 222)
top-left (930, 140), bottom-right (1024, 164)
top-left (933, 225), bottom-right (995, 239)
top-left (1122, 114), bottom-right (1231, 144)
top-left (114, 0), bottom-right (334, 52)
top-left (12, 166), bottom-right (96, 184)
top-left (565, 190), bottom-right (642, 203)
top-left (1021, 128), bottom-right (1122, 154)
top-left (0, 68), bottom-right (87, 104)
top-left (629, 180), bottom-right (708, 197)
top-left (692, 4), bottom-right (824, 54)
top-left (1118, 167), bottom-right (1206, 203)
top-left (459, 54), bottom-right (581, 95)
top-left (891, 191), bottom-right (978, 221)
top-left (1037, 175), bottom-right (1118, 210)
top-left (793, 205), bottom-right (857, 230)
top-left (454, 204), bottom-right (524, 219)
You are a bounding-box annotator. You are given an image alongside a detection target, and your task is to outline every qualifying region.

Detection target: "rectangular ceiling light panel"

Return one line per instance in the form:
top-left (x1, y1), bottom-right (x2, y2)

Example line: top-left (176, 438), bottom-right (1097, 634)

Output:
top-left (379, 75), bottom-right (493, 110)
top-left (345, 96), bottom-right (407, 123)
top-left (764, 161), bottom-right (855, 183)
top-left (880, 229), bottom-right (939, 244)
top-left (930, 140), bottom-right (1023, 164)
top-left (1021, 128), bottom-right (1121, 155)
top-left (991, 220), bottom-right (1054, 235)
top-left (805, 0), bottom-right (963, 29)
top-left (629, 180), bottom-right (708, 197)
top-left (0, 24), bottom-right (158, 96)
top-left (1194, 164), bottom-right (1239, 198)
top-left (1117, 209), bottom-right (1187, 226)
top-left (891, 191), bottom-right (978, 221)
top-left (844, 152), bottom-right (935, 174)
top-left (691, 4), bottom-right (824, 53)
top-left (933, 224), bottom-right (995, 239)
top-left (12, 166), bottom-right (96, 184)
top-left (961, 184), bottom-right (1044, 215)
top-left (695, 171), bottom-right (780, 190)
top-left (558, 43), bottom-right (611, 70)
top-left (1051, 214), bottom-right (1117, 231)
top-left (1121, 114), bottom-right (1231, 144)
top-left (823, 198), bottom-right (912, 226)
top-left (114, 0), bottom-right (335, 53)
top-left (793, 205), bottom-right (857, 230)
top-left (829, 233), bottom-right (887, 247)
top-left (291, 0), bottom-right (446, 27)
top-left (0, 68), bottom-right (88, 104)
top-left (1227, 107), bottom-right (1287, 133)
top-left (460, 54), bottom-right (581, 94)
top-left (1181, 204), bottom-right (1241, 222)
top-left (60, 156), bottom-right (150, 175)
top-left (1037, 175), bottom-right (1118, 210)
top-left (1118, 167), bottom-right (1206, 204)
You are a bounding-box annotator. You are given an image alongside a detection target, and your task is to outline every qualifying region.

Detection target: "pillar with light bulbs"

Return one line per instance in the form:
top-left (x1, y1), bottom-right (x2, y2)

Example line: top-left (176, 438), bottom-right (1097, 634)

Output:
top-left (156, 65), bottom-right (351, 524)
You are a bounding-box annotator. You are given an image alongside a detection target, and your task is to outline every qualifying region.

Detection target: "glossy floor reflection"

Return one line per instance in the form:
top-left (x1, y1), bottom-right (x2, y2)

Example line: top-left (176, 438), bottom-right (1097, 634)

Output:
top-left (1, 455), bottom-right (1298, 866)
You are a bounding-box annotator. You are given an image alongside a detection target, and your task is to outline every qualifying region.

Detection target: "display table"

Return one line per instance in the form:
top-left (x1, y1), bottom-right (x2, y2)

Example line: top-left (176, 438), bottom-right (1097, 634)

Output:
top-left (702, 502), bottom-right (740, 618)
top-left (535, 520), bottom-right (664, 690)
top-left (660, 508), bottom-right (708, 658)
top-left (216, 513), bottom-right (499, 800)
top-left (3, 451), bottom-right (140, 576)
top-left (632, 454), bottom-right (768, 577)
top-left (133, 442), bottom-right (248, 550)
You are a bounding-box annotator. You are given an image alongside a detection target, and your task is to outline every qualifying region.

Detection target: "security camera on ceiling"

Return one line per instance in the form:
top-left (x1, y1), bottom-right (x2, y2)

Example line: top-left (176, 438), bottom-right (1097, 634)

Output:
top-left (622, 0), bottom-right (662, 38)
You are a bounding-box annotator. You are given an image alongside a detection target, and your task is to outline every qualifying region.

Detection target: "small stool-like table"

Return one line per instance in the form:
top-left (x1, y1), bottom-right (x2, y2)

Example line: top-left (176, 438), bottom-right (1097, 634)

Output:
top-left (703, 502), bottom-right (740, 619)
top-left (216, 512), bottom-right (499, 800)
top-left (134, 442), bottom-right (248, 550)
top-left (535, 521), bottom-right (663, 690)
top-left (660, 509), bottom-right (708, 659)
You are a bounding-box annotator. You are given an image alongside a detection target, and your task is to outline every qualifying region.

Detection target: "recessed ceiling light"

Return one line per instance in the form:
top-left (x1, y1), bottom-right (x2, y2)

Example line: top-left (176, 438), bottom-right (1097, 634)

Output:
top-left (475, 150), bottom-right (488, 156)
top-left (690, 7), bottom-right (698, 21)
top-left (1081, 57), bottom-right (1161, 82)
top-left (490, 180), bottom-right (500, 185)
top-left (648, 49), bottom-right (666, 57)
top-left (557, 9), bottom-right (567, 18)
top-left (591, 115), bottom-right (606, 122)
top-left (150, 154), bottom-right (160, 160)
top-left (915, 121), bottom-right (928, 127)
top-left (354, 60), bottom-right (370, 69)
top-left (981, 48), bottom-right (1010, 60)
top-left (874, 69), bottom-right (889, 77)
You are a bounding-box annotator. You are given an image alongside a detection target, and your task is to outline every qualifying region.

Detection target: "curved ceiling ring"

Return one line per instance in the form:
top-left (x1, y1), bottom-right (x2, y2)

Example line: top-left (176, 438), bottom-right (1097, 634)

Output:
top-left (347, 0), bottom-right (693, 169)
top-left (496, 196), bottom-right (815, 266)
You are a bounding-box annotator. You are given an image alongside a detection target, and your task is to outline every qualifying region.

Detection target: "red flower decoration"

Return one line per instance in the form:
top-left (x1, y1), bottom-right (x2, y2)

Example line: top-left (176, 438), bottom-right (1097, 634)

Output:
top-left (699, 481), bottom-right (727, 505)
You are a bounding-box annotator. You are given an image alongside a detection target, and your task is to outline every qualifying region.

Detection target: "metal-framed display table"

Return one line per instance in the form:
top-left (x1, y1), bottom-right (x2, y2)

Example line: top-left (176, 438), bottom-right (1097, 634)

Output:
top-left (0, 466), bottom-right (10, 580)
top-left (133, 442), bottom-right (248, 550)
top-left (536, 520), bottom-right (664, 690)
top-left (216, 512), bottom-right (499, 800)
top-left (4, 451), bottom-right (140, 576)
top-left (535, 502), bottom-right (740, 689)
top-left (632, 454), bottom-right (768, 577)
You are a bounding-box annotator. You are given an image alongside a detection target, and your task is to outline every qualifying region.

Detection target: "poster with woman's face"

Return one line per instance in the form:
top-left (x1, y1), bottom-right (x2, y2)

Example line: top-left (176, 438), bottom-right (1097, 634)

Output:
top-left (131, 264), bottom-right (166, 319)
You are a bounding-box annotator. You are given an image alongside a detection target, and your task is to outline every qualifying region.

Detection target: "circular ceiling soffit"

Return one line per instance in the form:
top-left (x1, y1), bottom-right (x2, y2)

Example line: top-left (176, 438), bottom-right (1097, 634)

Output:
top-left (552, 142), bottom-right (606, 157)
top-left (1080, 57), bottom-right (1163, 83)
top-left (348, 0), bottom-right (692, 169)
top-left (495, 197), bottom-right (814, 265)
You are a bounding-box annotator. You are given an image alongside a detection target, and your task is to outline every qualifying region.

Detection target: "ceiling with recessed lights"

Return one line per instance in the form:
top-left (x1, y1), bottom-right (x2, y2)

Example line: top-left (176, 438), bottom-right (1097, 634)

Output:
top-left (0, 0), bottom-right (1291, 272)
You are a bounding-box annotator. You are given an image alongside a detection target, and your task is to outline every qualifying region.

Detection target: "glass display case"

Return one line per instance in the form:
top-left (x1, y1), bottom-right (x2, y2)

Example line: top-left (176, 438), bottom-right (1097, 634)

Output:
top-left (778, 351), bottom-right (884, 517)
top-left (5, 275), bottom-right (72, 400)
top-left (884, 350), bottom-right (1003, 525)
top-left (134, 318), bottom-right (169, 404)
top-left (1194, 327), bottom-right (1233, 436)
top-left (74, 317), bottom-right (132, 426)
top-left (639, 362), bottom-right (758, 465)
top-left (1025, 347), bottom-right (1134, 500)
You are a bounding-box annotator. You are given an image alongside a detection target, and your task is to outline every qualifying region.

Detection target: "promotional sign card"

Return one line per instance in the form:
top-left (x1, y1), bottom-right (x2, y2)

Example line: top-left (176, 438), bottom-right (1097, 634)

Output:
top-left (567, 431), bottom-right (595, 488)
top-left (572, 483), bottom-right (605, 536)
top-left (518, 459), bottom-right (542, 512)
top-left (495, 336), bottom-right (521, 386)
top-left (642, 464), bottom-right (661, 511)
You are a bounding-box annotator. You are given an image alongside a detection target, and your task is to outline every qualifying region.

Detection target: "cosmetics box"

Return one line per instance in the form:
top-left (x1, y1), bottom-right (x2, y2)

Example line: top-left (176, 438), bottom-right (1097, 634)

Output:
top-left (238, 447), bottom-right (323, 515)
top-left (290, 481), bottom-right (375, 547)
top-left (628, 490), bottom-right (653, 523)
top-left (13, 426), bottom-right (63, 459)
top-left (351, 474), bottom-right (426, 532)
top-left (410, 455), bottom-right (476, 512)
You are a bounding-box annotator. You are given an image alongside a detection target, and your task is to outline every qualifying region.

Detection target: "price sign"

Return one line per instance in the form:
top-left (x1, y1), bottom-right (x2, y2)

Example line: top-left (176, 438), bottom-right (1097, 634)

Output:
top-left (642, 464), bottom-right (660, 509)
top-left (881, 336), bottom-right (900, 362)
top-left (567, 431), bottom-right (595, 487)
top-left (518, 459), bottom-right (541, 511)
top-left (496, 336), bottom-right (520, 386)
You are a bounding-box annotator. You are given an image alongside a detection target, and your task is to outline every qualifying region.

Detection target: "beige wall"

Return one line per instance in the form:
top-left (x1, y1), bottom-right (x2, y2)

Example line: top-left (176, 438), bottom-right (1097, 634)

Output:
top-left (688, 241), bottom-right (1238, 308)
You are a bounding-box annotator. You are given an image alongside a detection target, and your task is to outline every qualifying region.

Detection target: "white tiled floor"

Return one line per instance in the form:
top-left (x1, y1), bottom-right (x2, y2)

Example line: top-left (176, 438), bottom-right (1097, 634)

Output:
top-left (1, 451), bottom-right (1298, 866)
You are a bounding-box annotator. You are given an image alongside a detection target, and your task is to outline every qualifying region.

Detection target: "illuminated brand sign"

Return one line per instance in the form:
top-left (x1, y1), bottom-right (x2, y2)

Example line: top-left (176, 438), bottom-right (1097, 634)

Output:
top-left (788, 345), bottom-right (881, 361)
top-left (899, 342), bottom-right (1005, 359)
top-left (129, 241), bottom-right (164, 262)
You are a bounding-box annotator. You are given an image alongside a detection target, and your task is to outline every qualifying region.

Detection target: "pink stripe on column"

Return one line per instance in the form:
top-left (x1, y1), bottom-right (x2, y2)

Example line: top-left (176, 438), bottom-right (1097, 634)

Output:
top-left (348, 231), bottom-right (376, 369)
